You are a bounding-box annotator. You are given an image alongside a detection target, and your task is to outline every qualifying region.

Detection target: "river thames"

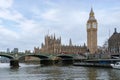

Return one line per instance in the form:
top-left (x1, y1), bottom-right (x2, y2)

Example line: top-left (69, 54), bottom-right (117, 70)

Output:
top-left (0, 63), bottom-right (119, 80)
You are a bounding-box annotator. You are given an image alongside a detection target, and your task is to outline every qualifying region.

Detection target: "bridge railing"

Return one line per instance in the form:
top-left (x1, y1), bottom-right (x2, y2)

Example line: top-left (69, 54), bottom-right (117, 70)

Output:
top-left (0, 52), bottom-right (87, 60)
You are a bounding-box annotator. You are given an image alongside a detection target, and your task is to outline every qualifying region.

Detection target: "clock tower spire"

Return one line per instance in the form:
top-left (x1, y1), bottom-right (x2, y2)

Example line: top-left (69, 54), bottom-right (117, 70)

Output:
top-left (87, 8), bottom-right (98, 54)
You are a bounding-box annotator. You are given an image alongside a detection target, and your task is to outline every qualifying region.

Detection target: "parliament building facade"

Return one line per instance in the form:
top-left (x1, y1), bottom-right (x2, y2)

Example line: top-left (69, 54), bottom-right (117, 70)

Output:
top-left (34, 34), bottom-right (87, 54)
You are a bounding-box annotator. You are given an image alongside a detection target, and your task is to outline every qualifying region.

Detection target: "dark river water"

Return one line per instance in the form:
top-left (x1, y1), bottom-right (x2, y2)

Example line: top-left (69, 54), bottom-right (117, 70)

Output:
top-left (0, 63), bottom-right (120, 80)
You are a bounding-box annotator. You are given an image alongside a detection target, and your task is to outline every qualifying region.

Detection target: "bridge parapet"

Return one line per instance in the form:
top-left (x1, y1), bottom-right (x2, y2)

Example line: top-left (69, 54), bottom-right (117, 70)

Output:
top-left (0, 52), bottom-right (86, 60)
top-left (0, 52), bottom-right (15, 59)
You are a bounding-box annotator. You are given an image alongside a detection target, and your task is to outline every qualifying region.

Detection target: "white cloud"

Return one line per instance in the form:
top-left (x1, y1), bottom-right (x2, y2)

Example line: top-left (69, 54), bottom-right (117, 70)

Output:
top-left (0, 25), bottom-right (18, 38)
top-left (0, 25), bottom-right (19, 51)
top-left (30, 6), bottom-right (41, 16)
top-left (0, 9), bottom-right (25, 23)
top-left (19, 20), bottom-right (45, 37)
top-left (41, 9), bottom-right (59, 21)
top-left (96, 8), bottom-right (120, 25)
top-left (0, 0), bottom-right (13, 9)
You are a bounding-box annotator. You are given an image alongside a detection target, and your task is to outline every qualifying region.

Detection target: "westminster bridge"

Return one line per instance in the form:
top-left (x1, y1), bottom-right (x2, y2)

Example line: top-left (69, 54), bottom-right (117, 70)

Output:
top-left (0, 52), bottom-right (86, 67)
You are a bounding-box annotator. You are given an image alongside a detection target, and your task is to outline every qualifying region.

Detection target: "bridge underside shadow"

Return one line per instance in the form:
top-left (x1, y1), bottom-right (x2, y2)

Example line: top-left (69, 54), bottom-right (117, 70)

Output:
top-left (54, 55), bottom-right (74, 65)
top-left (19, 55), bottom-right (53, 66)
top-left (19, 54), bottom-right (49, 59)
top-left (0, 55), bottom-right (14, 60)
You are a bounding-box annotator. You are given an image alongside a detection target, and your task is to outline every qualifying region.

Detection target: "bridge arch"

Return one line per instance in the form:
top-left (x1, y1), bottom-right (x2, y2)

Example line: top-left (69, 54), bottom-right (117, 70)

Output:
top-left (18, 54), bottom-right (53, 66)
top-left (0, 54), bottom-right (14, 59)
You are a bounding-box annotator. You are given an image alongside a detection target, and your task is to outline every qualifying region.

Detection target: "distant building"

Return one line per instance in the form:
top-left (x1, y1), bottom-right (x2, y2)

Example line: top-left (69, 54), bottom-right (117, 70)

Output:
top-left (34, 34), bottom-right (87, 54)
top-left (25, 50), bottom-right (31, 53)
top-left (108, 28), bottom-right (120, 53)
top-left (7, 48), bottom-right (10, 53)
top-left (13, 48), bottom-right (18, 53)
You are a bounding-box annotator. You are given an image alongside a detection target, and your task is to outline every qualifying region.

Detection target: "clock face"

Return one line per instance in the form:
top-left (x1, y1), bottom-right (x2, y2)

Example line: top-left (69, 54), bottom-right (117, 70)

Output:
top-left (87, 24), bottom-right (90, 29)
top-left (92, 22), bottom-right (97, 28)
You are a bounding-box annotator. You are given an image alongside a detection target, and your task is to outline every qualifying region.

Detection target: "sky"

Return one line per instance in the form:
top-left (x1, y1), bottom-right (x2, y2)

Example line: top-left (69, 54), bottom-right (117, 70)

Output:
top-left (0, 0), bottom-right (120, 52)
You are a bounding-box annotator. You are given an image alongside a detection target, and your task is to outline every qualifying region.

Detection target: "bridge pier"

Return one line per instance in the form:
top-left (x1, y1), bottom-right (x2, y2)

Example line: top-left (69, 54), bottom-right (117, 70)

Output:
top-left (40, 59), bottom-right (53, 66)
top-left (10, 59), bottom-right (19, 68)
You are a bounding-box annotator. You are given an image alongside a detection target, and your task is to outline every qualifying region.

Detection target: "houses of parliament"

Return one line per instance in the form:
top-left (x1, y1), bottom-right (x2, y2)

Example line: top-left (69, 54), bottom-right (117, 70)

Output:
top-left (33, 8), bottom-right (98, 54)
top-left (34, 34), bottom-right (87, 54)
top-left (25, 8), bottom-right (98, 61)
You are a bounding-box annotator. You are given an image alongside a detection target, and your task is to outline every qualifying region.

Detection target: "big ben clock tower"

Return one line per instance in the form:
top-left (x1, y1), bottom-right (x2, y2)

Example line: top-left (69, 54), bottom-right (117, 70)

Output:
top-left (87, 8), bottom-right (98, 54)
